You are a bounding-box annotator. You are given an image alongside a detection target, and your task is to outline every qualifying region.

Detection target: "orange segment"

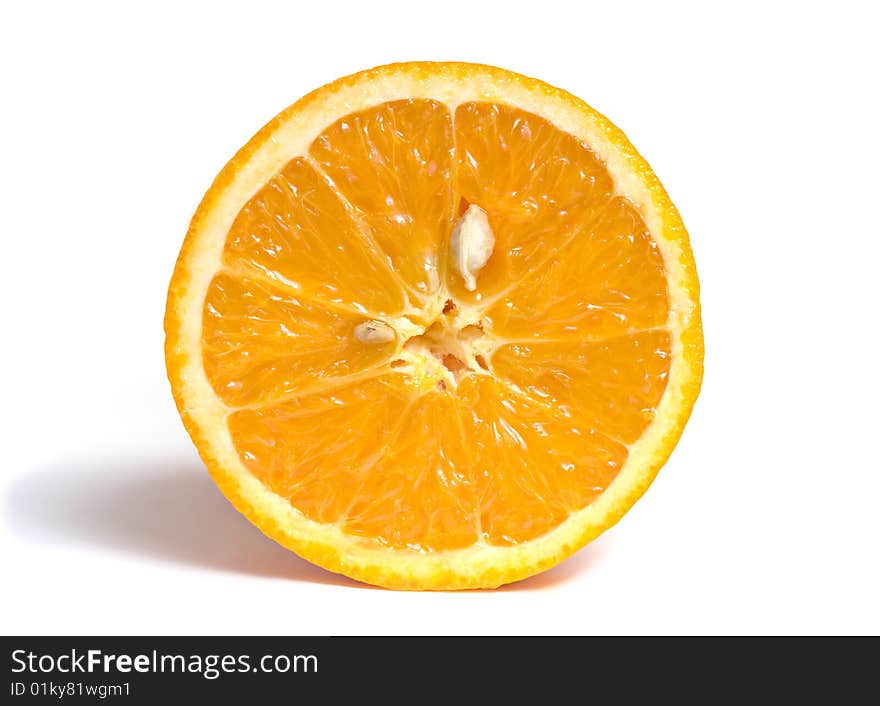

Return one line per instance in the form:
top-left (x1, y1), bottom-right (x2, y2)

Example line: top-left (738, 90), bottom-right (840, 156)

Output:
top-left (491, 330), bottom-right (673, 445)
top-left (165, 62), bottom-right (703, 590)
top-left (343, 390), bottom-right (477, 551)
top-left (456, 375), bottom-right (628, 545)
top-left (310, 99), bottom-right (456, 299)
top-left (450, 102), bottom-right (615, 300)
top-left (223, 157), bottom-right (406, 316)
top-left (229, 375), bottom-right (413, 524)
top-left (484, 197), bottom-right (669, 341)
top-left (202, 273), bottom-right (396, 407)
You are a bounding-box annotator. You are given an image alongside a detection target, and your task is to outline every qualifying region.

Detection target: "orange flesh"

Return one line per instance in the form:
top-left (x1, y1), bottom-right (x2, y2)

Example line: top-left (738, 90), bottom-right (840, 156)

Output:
top-left (203, 100), bottom-right (671, 551)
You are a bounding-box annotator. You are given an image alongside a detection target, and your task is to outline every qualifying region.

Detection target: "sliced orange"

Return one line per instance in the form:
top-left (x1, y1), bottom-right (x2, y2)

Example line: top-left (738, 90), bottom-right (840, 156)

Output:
top-left (165, 62), bottom-right (703, 589)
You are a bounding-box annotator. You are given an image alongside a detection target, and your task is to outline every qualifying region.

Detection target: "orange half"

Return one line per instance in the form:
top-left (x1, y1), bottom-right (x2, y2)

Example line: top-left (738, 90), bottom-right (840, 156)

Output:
top-left (165, 62), bottom-right (703, 589)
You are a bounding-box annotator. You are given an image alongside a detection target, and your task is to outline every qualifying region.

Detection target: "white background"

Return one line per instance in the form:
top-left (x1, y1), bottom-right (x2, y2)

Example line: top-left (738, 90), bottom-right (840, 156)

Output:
top-left (2, 1), bottom-right (878, 636)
